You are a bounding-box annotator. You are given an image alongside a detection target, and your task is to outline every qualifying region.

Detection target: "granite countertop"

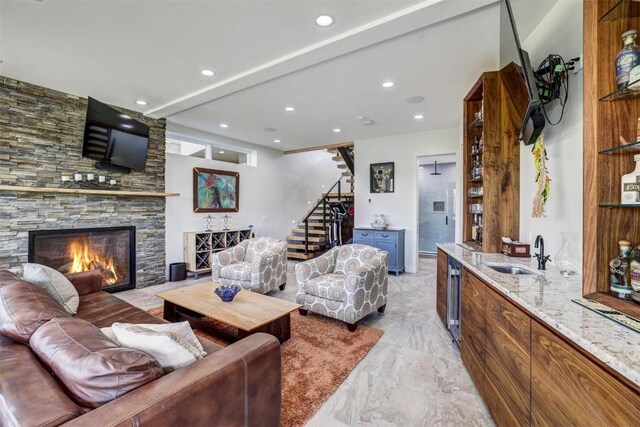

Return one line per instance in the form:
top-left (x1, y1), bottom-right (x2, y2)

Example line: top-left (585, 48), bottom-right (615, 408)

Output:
top-left (437, 243), bottom-right (640, 388)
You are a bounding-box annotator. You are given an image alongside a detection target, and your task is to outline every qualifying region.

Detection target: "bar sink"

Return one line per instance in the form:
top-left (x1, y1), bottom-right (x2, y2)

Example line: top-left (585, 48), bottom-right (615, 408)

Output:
top-left (485, 263), bottom-right (539, 276)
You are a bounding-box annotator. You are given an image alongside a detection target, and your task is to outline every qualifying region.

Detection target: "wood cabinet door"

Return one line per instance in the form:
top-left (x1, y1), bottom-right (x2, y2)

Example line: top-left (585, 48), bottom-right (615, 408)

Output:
top-left (531, 321), bottom-right (640, 427)
top-left (461, 269), bottom-right (486, 396)
top-left (485, 287), bottom-right (531, 427)
top-left (436, 249), bottom-right (448, 327)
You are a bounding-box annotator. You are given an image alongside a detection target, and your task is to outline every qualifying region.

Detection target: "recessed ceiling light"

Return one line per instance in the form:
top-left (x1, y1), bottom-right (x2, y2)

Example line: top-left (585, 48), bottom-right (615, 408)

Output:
top-left (414, 114), bottom-right (424, 120)
top-left (135, 100), bottom-right (148, 106)
top-left (382, 81), bottom-right (394, 88)
top-left (316, 15), bottom-right (334, 27)
top-left (218, 150), bottom-right (225, 154)
top-left (274, 139), bottom-right (281, 143)
top-left (285, 106), bottom-right (295, 112)
top-left (264, 127), bottom-right (277, 132)
top-left (201, 69), bottom-right (215, 77)
top-left (333, 128), bottom-right (341, 133)
top-left (220, 123), bottom-right (228, 128)
top-left (407, 95), bottom-right (425, 104)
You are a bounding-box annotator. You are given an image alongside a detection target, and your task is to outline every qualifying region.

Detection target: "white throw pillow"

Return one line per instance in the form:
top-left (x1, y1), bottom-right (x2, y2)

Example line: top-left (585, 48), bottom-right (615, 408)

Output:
top-left (111, 322), bottom-right (206, 373)
top-left (100, 327), bottom-right (120, 345)
top-left (23, 263), bottom-right (80, 315)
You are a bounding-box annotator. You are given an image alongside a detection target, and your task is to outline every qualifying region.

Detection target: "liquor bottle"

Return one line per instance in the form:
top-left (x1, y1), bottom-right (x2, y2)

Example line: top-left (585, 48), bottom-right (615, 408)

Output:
top-left (616, 30), bottom-right (640, 89)
top-left (630, 245), bottom-right (640, 304)
top-left (610, 240), bottom-right (632, 299)
top-left (478, 158), bottom-right (484, 178)
top-left (477, 215), bottom-right (483, 244)
top-left (471, 214), bottom-right (478, 241)
top-left (621, 154), bottom-right (640, 205)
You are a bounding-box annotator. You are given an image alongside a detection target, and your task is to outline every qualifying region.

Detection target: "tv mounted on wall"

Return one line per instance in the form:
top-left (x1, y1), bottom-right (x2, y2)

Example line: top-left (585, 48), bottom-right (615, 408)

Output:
top-left (82, 97), bottom-right (150, 173)
top-left (500, 0), bottom-right (545, 146)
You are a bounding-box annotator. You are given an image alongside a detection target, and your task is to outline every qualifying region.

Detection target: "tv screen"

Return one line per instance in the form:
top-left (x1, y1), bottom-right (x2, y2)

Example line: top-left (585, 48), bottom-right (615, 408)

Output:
top-left (83, 97), bottom-right (150, 171)
top-left (499, 0), bottom-right (544, 145)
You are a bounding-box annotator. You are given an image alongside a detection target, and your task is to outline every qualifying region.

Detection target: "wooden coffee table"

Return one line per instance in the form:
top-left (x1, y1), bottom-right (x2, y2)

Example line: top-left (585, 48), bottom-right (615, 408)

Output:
top-left (156, 282), bottom-right (301, 343)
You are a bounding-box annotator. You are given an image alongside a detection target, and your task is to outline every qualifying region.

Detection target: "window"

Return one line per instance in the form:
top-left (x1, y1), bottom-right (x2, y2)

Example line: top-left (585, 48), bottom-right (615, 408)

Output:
top-left (166, 133), bottom-right (257, 166)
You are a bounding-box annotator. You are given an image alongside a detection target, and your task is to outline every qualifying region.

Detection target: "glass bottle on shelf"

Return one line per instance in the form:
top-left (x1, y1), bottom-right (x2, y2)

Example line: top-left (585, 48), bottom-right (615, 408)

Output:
top-left (616, 30), bottom-right (640, 89)
top-left (478, 158), bottom-right (484, 178)
top-left (476, 215), bottom-right (483, 244)
top-left (621, 154), bottom-right (640, 205)
top-left (610, 240), bottom-right (632, 299)
top-left (555, 232), bottom-right (581, 276)
top-left (630, 244), bottom-right (640, 304)
top-left (471, 214), bottom-right (478, 241)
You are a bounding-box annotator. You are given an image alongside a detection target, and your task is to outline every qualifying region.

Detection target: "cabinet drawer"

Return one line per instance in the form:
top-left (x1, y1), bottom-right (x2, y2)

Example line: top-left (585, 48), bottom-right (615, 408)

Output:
top-left (354, 230), bottom-right (374, 241)
top-left (374, 231), bottom-right (397, 241)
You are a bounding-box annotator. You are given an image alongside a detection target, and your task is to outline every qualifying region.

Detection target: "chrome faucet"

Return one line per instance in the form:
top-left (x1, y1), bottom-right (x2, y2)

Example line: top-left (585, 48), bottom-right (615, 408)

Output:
top-left (534, 235), bottom-right (551, 270)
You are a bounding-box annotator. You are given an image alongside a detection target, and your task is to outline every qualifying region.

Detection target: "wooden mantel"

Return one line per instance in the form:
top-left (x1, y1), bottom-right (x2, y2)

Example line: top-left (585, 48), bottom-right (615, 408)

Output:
top-left (0, 185), bottom-right (179, 198)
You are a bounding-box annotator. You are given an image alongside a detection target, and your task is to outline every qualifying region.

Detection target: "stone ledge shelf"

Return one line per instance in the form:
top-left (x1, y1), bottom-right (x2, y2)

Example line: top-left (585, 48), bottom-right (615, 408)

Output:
top-left (0, 185), bottom-right (179, 198)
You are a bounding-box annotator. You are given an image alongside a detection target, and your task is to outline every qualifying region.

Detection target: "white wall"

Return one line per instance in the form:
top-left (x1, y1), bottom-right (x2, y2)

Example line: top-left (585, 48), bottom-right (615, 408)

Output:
top-left (519, 0), bottom-right (583, 269)
top-left (164, 124), bottom-right (341, 273)
top-left (354, 128), bottom-right (460, 273)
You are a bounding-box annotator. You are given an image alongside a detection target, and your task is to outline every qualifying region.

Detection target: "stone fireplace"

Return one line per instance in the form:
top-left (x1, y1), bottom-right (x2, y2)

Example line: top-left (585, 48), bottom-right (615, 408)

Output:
top-left (1, 77), bottom-right (167, 288)
top-left (29, 227), bottom-right (136, 292)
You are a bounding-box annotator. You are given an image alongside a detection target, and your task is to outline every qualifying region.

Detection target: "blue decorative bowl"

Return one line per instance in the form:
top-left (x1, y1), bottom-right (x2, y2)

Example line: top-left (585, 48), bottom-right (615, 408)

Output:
top-left (214, 284), bottom-right (241, 302)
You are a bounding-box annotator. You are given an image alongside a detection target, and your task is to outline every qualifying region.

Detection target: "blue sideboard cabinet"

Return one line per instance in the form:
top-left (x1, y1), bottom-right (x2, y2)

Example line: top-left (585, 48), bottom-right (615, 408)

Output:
top-left (353, 228), bottom-right (405, 275)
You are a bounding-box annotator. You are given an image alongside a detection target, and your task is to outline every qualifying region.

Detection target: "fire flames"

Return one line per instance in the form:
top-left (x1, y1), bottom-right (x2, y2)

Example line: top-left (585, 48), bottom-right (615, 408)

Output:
top-left (69, 239), bottom-right (119, 285)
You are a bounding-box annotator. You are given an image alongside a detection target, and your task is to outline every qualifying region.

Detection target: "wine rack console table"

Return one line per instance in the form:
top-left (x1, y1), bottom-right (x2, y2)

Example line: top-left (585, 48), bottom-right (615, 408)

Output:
top-left (183, 229), bottom-right (253, 278)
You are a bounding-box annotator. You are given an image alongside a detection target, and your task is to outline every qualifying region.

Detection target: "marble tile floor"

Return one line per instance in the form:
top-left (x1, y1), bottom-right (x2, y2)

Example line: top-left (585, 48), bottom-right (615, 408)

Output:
top-left (118, 258), bottom-right (494, 427)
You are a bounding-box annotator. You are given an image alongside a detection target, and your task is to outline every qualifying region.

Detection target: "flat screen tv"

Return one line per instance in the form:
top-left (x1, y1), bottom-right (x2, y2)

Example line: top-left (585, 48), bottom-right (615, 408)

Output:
top-left (82, 97), bottom-right (150, 172)
top-left (500, 0), bottom-right (545, 146)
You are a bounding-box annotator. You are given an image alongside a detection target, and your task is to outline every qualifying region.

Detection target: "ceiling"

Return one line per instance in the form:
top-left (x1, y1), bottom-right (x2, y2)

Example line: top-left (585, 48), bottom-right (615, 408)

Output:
top-left (1, 0), bottom-right (559, 151)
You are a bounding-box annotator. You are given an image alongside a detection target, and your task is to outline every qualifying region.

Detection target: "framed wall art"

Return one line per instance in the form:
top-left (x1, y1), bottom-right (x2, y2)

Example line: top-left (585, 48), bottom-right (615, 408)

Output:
top-left (193, 167), bottom-right (239, 213)
top-left (370, 162), bottom-right (395, 193)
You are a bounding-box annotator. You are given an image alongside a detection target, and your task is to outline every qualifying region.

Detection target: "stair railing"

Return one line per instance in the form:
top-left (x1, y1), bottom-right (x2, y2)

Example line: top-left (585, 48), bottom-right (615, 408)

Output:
top-left (301, 176), bottom-right (344, 254)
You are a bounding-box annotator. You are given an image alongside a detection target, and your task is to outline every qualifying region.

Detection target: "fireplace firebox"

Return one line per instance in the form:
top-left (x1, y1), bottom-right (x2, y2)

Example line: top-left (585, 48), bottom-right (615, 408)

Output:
top-left (28, 226), bottom-right (136, 292)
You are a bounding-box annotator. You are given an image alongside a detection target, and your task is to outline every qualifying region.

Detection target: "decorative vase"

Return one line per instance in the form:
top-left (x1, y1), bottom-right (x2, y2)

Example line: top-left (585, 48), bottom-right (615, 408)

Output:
top-left (214, 284), bottom-right (241, 302)
top-left (371, 214), bottom-right (387, 230)
top-left (555, 232), bottom-right (581, 276)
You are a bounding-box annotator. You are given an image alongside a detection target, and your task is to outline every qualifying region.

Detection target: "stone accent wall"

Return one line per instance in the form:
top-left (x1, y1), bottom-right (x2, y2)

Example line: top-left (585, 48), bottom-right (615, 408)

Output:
top-left (0, 76), bottom-right (167, 288)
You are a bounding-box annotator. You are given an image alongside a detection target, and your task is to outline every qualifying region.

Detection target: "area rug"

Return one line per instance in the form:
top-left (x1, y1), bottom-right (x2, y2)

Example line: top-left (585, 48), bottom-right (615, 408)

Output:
top-left (147, 307), bottom-right (383, 427)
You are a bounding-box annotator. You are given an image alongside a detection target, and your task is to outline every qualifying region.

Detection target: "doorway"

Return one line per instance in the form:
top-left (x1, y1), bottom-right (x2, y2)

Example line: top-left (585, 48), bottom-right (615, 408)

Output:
top-left (418, 155), bottom-right (456, 254)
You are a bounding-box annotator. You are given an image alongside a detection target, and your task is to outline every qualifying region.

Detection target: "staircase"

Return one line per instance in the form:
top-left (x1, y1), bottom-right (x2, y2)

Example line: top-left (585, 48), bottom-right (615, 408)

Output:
top-left (286, 146), bottom-right (355, 260)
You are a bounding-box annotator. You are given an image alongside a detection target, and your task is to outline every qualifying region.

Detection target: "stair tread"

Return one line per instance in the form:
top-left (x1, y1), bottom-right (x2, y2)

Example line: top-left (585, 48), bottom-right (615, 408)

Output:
top-left (337, 164), bottom-right (348, 169)
top-left (287, 252), bottom-right (316, 260)
top-left (287, 243), bottom-right (321, 250)
top-left (292, 228), bottom-right (326, 234)
top-left (342, 171), bottom-right (353, 176)
top-left (287, 235), bottom-right (326, 242)
top-left (298, 222), bottom-right (327, 227)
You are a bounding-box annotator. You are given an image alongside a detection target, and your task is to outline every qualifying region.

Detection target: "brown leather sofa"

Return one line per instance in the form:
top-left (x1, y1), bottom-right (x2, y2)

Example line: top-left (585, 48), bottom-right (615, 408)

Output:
top-left (0, 270), bottom-right (281, 427)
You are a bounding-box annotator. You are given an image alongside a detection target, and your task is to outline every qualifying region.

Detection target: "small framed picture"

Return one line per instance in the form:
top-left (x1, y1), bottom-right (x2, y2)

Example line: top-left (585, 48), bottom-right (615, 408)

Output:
top-left (370, 162), bottom-right (395, 193)
top-left (193, 168), bottom-right (239, 213)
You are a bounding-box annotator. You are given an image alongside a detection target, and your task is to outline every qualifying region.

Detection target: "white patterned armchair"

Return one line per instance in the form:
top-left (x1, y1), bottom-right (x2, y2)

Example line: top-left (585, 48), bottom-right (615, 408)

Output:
top-left (211, 237), bottom-right (287, 294)
top-left (295, 244), bottom-right (389, 331)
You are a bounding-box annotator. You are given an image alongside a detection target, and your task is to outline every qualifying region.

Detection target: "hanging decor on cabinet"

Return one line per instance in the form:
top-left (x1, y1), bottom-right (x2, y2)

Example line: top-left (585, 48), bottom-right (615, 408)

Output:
top-left (531, 134), bottom-right (551, 218)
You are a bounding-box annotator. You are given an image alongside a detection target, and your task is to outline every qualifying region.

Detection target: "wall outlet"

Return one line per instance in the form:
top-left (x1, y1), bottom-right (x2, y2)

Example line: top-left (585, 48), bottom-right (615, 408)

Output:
top-left (572, 54), bottom-right (583, 74)
top-left (262, 215), bottom-right (269, 222)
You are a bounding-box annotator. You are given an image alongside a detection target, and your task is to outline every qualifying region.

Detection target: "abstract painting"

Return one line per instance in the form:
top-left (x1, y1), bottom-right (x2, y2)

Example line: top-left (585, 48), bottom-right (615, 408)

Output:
top-left (193, 168), bottom-right (239, 212)
top-left (370, 162), bottom-right (394, 193)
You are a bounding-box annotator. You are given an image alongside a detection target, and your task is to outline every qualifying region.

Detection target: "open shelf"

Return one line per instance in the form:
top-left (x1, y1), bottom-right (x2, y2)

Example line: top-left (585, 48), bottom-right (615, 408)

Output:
top-left (599, 79), bottom-right (640, 101)
top-left (598, 203), bottom-right (640, 208)
top-left (468, 116), bottom-right (483, 128)
top-left (599, 140), bottom-right (640, 154)
top-left (0, 184), bottom-right (179, 198)
top-left (469, 177), bottom-right (483, 183)
top-left (584, 292), bottom-right (640, 319)
top-left (599, 0), bottom-right (640, 21)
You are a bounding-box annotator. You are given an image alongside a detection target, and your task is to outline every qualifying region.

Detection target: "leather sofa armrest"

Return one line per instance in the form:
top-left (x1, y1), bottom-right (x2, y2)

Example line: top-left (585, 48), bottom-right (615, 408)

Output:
top-left (65, 270), bottom-right (103, 296)
top-left (61, 333), bottom-right (281, 427)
